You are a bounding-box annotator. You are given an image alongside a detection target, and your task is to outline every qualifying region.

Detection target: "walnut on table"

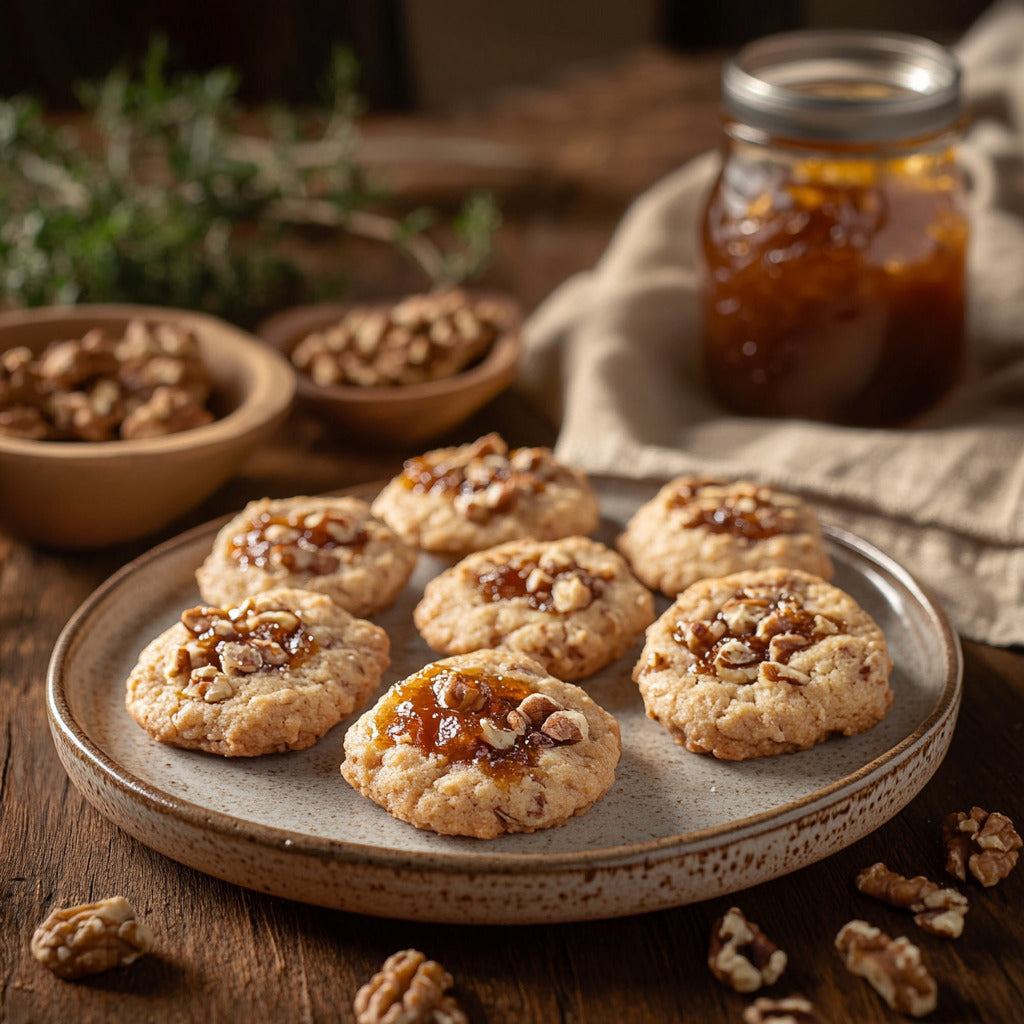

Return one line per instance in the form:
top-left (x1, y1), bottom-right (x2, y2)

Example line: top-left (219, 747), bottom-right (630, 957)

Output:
top-left (30, 896), bottom-right (154, 980)
top-left (834, 919), bottom-right (937, 1018)
top-left (354, 949), bottom-right (469, 1024)
top-left (742, 994), bottom-right (827, 1023)
top-left (708, 906), bottom-right (787, 993)
top-left (855, 861), bottom-right (968, 938)
top-left (942, 806), bottom-right (1022, 886)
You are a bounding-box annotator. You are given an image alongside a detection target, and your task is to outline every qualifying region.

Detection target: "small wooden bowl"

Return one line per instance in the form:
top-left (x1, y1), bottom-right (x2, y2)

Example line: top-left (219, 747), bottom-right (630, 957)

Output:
top-left (257, 293), bottom-right (522, 446)
top-left (0, 304), bottom-right (295, 549)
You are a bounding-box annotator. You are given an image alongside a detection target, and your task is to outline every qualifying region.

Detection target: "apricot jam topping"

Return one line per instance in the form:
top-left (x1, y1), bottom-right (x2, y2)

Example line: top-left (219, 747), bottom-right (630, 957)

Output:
top-left (179, 600), bottom-right (318, 674)
top-left (669, 480), bottom-right (798, 541)
top-left (229, 510), bottom-right (368, 574)
top-left (475, 555), bottom-right (602, 612)
top-left (370, 664), bottom-right (543, 774)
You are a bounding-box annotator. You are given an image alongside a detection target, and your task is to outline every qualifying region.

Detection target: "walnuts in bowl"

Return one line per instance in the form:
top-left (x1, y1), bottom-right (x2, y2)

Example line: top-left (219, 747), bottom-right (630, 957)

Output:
top-left (290, 289), bottom-right (506, 389)
top-left (0, 319), bottom-right (215, 442)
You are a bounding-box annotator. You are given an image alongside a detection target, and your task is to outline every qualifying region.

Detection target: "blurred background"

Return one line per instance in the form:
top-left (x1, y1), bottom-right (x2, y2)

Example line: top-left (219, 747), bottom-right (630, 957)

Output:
top-left (1, 0), bottom-right (996, 112)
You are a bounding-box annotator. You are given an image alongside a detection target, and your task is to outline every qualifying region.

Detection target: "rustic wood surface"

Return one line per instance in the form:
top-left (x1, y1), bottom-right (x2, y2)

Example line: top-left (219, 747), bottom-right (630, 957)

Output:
top-left (2, 47), bottom-right (1023, 1024)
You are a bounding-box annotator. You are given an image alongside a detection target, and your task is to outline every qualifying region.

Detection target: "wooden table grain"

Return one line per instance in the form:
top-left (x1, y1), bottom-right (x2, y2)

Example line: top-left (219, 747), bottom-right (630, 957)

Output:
top-left (3, 47), bottom-right (1023, 1024)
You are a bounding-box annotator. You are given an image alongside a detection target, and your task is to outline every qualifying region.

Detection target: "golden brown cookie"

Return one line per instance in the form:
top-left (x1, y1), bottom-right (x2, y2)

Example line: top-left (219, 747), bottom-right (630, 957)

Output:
top-left (195, 495), bottom-right (417, 618)
top-left (126, 587), bottom-right (390, 757)
top-left (616, 476), bottom-right (833, 597)
top-left (413, 536), bottom-right (655, 680)
top-left (340, 650), bottom-right (622, 838)
top-left (370, 432), bottom-right (600, 556)
top-left (632, 567), bottom-right (892, 760)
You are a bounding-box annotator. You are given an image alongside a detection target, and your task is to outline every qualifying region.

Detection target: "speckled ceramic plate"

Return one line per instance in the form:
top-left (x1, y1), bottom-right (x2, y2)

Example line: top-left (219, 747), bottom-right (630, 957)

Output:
top-left (47, 477), bottom-right (962, 924)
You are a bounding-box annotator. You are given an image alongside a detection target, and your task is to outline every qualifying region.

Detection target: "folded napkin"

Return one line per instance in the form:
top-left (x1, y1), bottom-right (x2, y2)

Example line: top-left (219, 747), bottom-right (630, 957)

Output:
top-left (518, 1), bottom-right (1024, 646)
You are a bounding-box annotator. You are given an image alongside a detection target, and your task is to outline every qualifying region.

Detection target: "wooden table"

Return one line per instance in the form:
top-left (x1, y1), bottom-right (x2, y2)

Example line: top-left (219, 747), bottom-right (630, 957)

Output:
top-left (3, 47), bottom-right (1023, 1024)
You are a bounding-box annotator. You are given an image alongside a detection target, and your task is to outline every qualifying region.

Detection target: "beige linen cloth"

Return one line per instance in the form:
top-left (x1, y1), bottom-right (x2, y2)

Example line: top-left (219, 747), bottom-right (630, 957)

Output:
top-left (517, 1), bottom-right (1024, 646)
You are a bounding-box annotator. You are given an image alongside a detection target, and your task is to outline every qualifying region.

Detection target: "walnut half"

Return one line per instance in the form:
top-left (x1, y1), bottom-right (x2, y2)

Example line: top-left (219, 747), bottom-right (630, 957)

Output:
top-left (942, 806), bottom-right (1022, 887)
top-left (30, 896), bottom-right (154, 980)
top-left (835, 919), bottom-right (937, 1018)
top-left (742, 994), bottom-right (826, 1023)
top-left (708, 907), bottom-right (787, 993)
top-left (354, 949), bottom-right (468, 1024)
top-left (855, 861), bottom-right (968, 938)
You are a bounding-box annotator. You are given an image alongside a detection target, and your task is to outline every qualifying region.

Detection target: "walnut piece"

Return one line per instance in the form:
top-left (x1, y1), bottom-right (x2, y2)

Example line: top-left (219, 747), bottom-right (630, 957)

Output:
top-left (708, 907), bottom-right (787, 993)
top-left (501, 692), bottom-right (587, 747)
top-left (30, 896), bottom-right (154, 980)
top-left (742, 994), bottom-right (826, 1023)
top-left (942, 806), bottom-right (1022, 887)
top-left (834, 919), bottom-right (937, 1018)
top-left (353, 949), bottom-right (468, 1024)
top-left (855, 862), bottom-right (968, 938)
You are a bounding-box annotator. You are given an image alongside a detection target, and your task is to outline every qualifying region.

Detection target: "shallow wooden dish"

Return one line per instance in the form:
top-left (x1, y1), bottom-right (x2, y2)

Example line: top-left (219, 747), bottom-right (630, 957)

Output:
top-left (257, 293), bottom-right (522, 446)
top-left (0, 304), bottom-right (295, 549)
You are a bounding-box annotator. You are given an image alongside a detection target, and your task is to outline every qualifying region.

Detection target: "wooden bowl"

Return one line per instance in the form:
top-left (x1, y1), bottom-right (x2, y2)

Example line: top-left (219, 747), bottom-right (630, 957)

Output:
top-left (0, 304), bottom-right (295, 549)
top-left (257, 293), bottom-right (522, 446)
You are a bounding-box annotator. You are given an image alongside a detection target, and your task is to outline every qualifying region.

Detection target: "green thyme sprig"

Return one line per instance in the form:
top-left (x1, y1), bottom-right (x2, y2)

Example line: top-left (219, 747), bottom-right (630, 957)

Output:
top-left (0, 38), bottom-right (499, 327)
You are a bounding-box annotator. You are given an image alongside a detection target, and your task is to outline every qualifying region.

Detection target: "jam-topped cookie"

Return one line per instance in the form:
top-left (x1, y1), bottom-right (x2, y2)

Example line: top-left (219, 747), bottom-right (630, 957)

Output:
top-left (414, 536), bottom-right (655, 681)
top-left (370, 433), bottom-right (600, 556)
top-left (340, 650), bottom-right (621, 838)
top-left (126, 587), bottom-right (390, 757)
top-left (632, 567), bottom-right (892, 760)
top-left (195, 496), bottom-right (417, 618)
top-left (616, 476), bottom-right (833, 597)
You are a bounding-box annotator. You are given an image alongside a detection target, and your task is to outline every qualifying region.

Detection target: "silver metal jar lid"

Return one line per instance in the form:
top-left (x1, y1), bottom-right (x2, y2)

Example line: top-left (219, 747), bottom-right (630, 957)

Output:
top-left (722, 29), bottom-right (962, 142)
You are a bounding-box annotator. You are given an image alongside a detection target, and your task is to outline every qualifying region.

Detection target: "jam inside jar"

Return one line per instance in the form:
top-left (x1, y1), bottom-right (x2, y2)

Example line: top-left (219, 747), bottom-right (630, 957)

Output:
top-left (699, 31), bottom-right (968, 426)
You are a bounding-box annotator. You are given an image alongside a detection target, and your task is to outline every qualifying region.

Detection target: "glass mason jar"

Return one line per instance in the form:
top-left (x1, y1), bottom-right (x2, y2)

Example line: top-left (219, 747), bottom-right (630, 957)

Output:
top-left (699, 31), bottom-right (968, 425)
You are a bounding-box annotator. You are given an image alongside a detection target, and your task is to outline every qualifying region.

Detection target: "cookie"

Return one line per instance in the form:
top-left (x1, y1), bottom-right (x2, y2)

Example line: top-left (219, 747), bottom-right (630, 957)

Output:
top-left (195, 496), bottom-right (417, 618)
top-left (632, 568), bottom-right (893, 760)
top-left (616, 476), bottom-right (833, 597)
top-left (125, 587), bottom-right (390, 757)
top-left (340, 649), bottom-right (622, 838)
top-left (370, 432), bottom-right (600, 556)
top-left (413, 536), bottom-right (655, 680)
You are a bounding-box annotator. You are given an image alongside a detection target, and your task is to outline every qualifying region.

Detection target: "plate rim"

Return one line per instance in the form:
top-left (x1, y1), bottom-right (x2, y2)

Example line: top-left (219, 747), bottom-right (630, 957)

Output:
top-left (46, 477), bottom-right (963, 880)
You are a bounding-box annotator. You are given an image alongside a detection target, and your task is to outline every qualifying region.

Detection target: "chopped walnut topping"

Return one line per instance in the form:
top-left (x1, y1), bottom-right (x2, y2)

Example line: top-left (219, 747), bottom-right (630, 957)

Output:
top-left (669, 478), bottom-right (804, 541)
top-left (293, 288), bottom-right (504, 390)
top-left (435, 676), bottom-right (488, 712)
top-left (550, 574), bottom-right (592, 613)
top-left (174, 599), bottom-right (313, 697)
top-left (708, 907), bottom-right (787, 993)
top-left (353, 948), bottom-right (468, 1024)
top-left (674, 584), bottom-right (839, 686)
top-left (513, 692), bottom-right (562, 725)
top-left (942, 807), bottom-right (1022, 886)
top-left (30, 896), bottom-right (154, 980)
top-left (855, 862), bottom-right (968, 938)
top-left (835, 919), bottom-right (937, 1018)
top-left (399, 433), bottom-right (570, 523)
top-left (742, 994), bottom-right (825, 1024)
top-left (479, 717), bottom-right (518, 750)
top-left (496, 692), bottom-right (588, 748)
top-left (230, 508), bottom-right (370, 575)
top-left (541, 709), bottom-right (589, 743)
